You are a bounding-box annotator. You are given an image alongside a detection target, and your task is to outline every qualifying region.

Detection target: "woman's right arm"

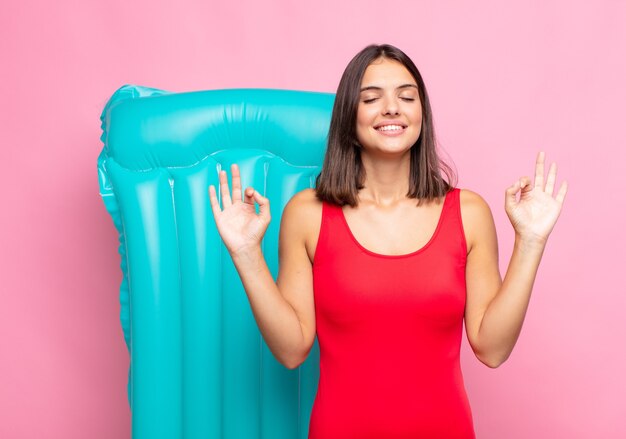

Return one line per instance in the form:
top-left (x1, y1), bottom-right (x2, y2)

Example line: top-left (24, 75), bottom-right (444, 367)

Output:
top-left (208, 164), bottom-right (316, 369)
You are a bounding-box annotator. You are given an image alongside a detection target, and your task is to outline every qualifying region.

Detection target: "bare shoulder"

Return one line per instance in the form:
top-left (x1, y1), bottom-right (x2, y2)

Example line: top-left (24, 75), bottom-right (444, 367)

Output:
top-left (458, 188), bottom-right (496, 254)
top-left (459, 188), bottom-right (490, 210)
top-left (283, 188), bottom-right (323, 220)
top-left (281, 188), bottom-right (323, 264)
top-left (288, 187), bottom-right (322, 205)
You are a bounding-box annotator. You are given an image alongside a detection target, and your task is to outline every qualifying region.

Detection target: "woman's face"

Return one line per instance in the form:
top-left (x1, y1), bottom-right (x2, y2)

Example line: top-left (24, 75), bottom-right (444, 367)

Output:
top-left (356, 58), bottom-right (422, 155)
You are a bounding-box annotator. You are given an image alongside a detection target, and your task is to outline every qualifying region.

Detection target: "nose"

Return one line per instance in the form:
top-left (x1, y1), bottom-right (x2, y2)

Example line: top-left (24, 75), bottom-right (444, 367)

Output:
top-left (382, 96), bottom-right (400, 116)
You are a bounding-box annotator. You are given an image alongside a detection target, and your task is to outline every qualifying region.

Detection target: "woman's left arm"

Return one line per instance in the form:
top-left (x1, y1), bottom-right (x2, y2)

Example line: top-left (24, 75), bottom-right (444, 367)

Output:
top-left (462, 151), bottom-right (568, 368)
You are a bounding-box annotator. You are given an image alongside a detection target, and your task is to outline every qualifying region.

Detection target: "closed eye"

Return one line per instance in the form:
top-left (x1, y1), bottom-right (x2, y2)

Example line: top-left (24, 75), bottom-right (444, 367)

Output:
top-left (362, 97), bottom-right (416, 104)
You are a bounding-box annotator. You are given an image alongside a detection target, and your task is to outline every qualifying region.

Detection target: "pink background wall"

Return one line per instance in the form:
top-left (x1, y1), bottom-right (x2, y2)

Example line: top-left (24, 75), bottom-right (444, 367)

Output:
top-left (1, 0), bottom-right (624, 437)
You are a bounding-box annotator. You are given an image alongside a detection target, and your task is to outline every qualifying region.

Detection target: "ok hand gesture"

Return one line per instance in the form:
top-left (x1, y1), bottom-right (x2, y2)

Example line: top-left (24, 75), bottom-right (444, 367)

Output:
top-left (208, 164), bottom-right (271, 256)
top-left (505, 151), bottom-right (568, 244)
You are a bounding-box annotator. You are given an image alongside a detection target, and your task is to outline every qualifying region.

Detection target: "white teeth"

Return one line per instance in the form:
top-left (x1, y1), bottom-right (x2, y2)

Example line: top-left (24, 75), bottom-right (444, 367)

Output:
top-left (376, 125), bottom-right (404, 131)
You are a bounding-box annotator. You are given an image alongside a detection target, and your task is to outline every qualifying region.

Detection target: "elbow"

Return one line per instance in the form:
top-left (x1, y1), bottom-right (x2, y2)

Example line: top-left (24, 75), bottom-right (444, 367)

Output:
top-left (472, 342), bottom-right (509, 368)
top-left (283, 356), bottom-right (305, 370)
top-left (280, 349), bottom-right (307, 370)
top-left (285, 361), bottom-right (301, 370)
top-left (283, 347), bottom-right (313, 370)
top-left (284, 341), bottom-right (314, 370)
top-left (481, 358), bottom-right (504, 369)
top-left (477, 351), bottom-right (509, 369)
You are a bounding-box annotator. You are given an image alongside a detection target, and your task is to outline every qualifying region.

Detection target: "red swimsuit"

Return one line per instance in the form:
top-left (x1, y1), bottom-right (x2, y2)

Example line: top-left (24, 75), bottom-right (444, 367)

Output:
top-left (309, 187), bottom-right (475, 439)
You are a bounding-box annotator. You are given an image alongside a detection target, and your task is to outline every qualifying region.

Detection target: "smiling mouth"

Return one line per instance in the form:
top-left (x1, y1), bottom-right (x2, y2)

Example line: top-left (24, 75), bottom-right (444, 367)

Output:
top-left (375, 124), bottom-right (406, 132)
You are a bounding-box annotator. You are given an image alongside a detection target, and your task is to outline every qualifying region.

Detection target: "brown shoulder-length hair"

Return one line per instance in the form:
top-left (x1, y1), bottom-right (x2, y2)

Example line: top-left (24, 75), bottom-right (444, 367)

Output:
top-left (315, 43), bottom-right (457, 207)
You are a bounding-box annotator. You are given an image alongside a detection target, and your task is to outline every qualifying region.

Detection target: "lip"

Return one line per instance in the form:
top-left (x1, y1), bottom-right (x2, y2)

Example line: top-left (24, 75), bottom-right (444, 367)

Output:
top-left (373, 120), bottom-right (407, 129)
top-left (375, 127), bottom-right (406, 137)
top-left (373, 121), bottom-right (408, 137)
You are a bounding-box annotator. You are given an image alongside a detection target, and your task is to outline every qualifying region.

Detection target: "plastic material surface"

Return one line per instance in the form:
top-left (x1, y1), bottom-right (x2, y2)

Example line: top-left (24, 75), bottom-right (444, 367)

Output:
top-left (98, 85), bottom-right (334, 439)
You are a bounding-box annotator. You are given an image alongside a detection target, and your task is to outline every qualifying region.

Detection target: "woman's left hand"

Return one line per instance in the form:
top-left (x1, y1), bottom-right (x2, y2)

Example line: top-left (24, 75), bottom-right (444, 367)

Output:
top-left (505, 151), bottom-right (569, 244)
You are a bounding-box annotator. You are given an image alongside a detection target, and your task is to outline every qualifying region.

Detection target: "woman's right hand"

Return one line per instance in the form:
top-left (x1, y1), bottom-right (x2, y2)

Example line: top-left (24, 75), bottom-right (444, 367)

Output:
top-left (208, 163), bottom-right (271, 256)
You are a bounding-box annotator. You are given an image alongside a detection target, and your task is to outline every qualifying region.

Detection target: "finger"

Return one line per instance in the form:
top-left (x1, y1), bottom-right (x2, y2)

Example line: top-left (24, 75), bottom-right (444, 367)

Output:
top-left (556, 181), bottom-right (568, 205)
top-left (219, 169), bottom-right (232, 208)
top-left (505, 179), bottom-right (521, 205)
top-left (231, 163), bottom-right (243, 203)
top-left (534, 151), bottom-right (545, 191)
top-left (520, 176), bottom-right (533, 192)
top-left (208, 185), bottom-right (222, 217)
top-left (243, 186), bottom-right (255, 205)
top-left (252, 189), bottom-right (271, 222)
top-left (545, 162), bottom-right (557, 196)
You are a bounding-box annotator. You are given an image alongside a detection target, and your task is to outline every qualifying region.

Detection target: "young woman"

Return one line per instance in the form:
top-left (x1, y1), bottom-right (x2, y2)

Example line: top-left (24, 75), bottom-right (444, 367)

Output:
top-left (208, 44), bottom-right (568, 439)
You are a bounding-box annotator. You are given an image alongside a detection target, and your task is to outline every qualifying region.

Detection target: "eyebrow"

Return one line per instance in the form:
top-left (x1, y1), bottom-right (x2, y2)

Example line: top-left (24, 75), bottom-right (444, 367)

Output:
top-left (360, 84), bottom-right (418, 92)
